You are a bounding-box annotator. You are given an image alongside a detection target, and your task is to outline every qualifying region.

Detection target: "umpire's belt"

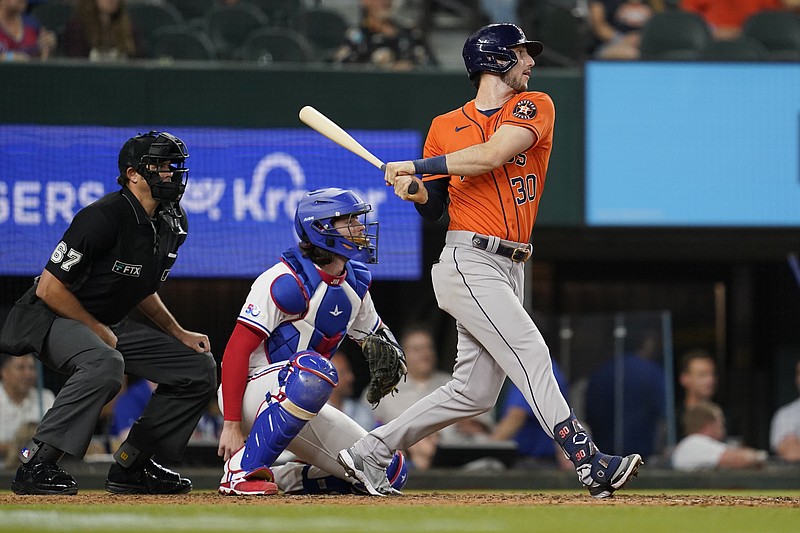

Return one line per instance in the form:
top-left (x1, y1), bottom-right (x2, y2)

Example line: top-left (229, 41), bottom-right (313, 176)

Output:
top-left (471, 234), bottom-right (532, 263)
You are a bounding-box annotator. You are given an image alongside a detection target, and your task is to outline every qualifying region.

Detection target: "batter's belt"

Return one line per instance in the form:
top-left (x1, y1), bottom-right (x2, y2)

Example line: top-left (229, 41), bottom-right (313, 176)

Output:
top-left (446, 231), bottom-right (533, 263)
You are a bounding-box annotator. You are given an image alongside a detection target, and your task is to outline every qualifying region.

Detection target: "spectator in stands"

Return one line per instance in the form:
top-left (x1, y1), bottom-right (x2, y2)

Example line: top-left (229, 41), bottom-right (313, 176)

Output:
top-left (585, 328), bottom-right (667, 459)
top-left (679, 0), bottom-right (785, 40)
top-left (0, 354), bottom-right (55, 461)
top-left (329, 350), bottom-right (377, 431)
top-left (769, 359), bottom-right (800, 462)
top-left (672, 401), bottom-right (767, 471)
top-left (491, 363), bottom-right (573, 470)
top-left (677, 348), bottom-right (717, 438)
top-left (109, 377), bottom-right (221, 450)
top-left (785, 0), bottom-right (800, 13)
top-left (108, 377), bottom-right (156, 450)
top-left (61, 0), bottom-right (143, 61)
top-left (0, 0), bottom-right (56, 60)
top-left (364, 323), bottom-right (493, 469)
top-left (589, 0), bottom-right (664, 59)
top-left (685, 0), bottom-right (797, 37)
top-left (333, 0), bottom-right (436, 70)
top-left (363, 323), bottom-right (449, 469)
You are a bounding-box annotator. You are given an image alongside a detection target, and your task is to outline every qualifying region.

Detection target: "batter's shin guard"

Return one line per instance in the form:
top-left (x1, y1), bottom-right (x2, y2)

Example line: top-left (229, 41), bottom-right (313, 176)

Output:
top-left (241, 351), bottom-right (338, 472)
top-left (553, 412), bottom-right (598, 468)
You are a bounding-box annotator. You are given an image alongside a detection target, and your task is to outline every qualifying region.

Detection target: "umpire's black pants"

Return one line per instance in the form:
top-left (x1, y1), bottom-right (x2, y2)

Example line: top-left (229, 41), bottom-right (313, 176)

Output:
top-left (33, 317), bottom-right (217, 460)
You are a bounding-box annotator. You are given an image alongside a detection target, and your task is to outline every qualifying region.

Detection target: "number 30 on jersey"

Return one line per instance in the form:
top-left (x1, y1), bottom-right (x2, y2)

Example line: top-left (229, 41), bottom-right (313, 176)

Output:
top-left (510, 174), bottom-right (537, 205)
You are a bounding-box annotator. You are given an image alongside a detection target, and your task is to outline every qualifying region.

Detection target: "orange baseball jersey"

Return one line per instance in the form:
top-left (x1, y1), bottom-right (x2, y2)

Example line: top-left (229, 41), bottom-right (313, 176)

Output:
top-left (421, 91), bottom-right (554, 243)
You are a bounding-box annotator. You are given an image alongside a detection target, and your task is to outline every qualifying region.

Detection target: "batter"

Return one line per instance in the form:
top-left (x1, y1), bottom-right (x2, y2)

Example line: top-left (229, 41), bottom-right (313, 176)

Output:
top-left (338, 23), bottom-right (643, 498)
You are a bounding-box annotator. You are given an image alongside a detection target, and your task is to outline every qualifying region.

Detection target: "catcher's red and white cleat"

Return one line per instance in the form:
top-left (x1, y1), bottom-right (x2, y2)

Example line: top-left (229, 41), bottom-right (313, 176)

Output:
top-left (219, 466), bottom-right (278, 496)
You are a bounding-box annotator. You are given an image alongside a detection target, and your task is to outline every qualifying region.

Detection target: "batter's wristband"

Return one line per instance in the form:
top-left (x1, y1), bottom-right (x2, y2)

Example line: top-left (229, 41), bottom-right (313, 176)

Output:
top-left (412, 155), bottom-right (448, 176)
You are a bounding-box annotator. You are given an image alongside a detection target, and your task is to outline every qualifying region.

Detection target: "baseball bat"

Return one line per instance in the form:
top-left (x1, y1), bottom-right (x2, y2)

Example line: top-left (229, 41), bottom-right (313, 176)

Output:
top-left (298, 106), bottom-right (419, 195)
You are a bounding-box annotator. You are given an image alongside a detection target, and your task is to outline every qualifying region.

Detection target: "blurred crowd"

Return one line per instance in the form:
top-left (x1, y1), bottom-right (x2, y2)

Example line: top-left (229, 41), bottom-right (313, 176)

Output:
top-left (2, 0), bottom-right (799, 66)
top-left (3, 327), bottom-right (799, 474)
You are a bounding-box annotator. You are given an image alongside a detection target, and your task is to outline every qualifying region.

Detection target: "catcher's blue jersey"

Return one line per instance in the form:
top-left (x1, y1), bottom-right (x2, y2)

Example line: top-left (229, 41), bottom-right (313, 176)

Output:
top-left (236, 247), bottom-right (381, 369)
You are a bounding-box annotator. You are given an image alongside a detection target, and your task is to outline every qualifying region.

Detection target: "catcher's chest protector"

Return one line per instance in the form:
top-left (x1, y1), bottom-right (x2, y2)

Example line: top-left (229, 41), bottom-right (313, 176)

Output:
top-left (268, 250), bottom-right (371, 361)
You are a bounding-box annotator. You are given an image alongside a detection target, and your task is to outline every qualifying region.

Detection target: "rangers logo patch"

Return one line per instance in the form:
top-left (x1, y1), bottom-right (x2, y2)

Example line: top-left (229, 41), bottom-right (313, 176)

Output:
top-left (513, 99), bottom-right (537, 119)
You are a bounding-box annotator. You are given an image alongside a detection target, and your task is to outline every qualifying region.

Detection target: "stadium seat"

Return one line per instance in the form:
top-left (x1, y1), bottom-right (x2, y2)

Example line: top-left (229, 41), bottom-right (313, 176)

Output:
top-left (533, 1), bottom-right (588, 66)
top-left (699, 37), bottom-right (768, 61)
top-left (167, 0), bottom-right (217, 24)
top-left (743, 11), bottom-right (800, 60)
top-left (206, 3), bottom-right (270, 59)
top-left (31, 1), bottom-right (72, 36)
top-left (640, 11), bottom-right (711, 60)
top-left (150, 25), bottom-right (217, 61)
top-left (240, 0), bottom-right (304, 29)
top-left (298, 8), bottom-right (349, 60)
top-left (127, 0), bottom-right (184, 46)
top-left (239, 27), bottom-right (313, 64)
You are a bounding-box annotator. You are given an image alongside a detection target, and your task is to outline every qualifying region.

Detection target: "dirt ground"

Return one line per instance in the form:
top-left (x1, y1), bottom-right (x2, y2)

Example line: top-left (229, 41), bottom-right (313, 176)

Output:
top-left (1, 492), bottom-right (798, 507)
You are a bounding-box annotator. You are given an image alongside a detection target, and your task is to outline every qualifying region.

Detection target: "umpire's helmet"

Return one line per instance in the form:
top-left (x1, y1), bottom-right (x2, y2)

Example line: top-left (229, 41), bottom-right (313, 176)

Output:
top-left (294, 188), bottom-right (379, 264)
top-left (118, 131), bottom-right (189, 203)
top-left (462, 23), bottom-right (543, 80)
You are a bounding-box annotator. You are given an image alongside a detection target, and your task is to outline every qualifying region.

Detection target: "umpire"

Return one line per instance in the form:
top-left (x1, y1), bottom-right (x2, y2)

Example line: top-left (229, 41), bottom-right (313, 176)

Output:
top-left (0, 131), bottom-right (217, 495)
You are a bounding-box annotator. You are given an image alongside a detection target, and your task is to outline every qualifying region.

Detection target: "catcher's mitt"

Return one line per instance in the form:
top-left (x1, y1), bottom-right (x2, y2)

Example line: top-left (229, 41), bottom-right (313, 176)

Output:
top-left (361, 328), bottom-right (407, 408)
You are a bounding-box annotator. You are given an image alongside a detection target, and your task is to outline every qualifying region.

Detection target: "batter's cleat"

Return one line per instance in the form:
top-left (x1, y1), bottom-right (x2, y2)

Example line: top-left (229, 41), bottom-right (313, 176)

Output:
top-left (105, 459), bottom-right (192, 494)
top-left (337, 447), bottom-right (401, 497)
top-left (11, 460), bottom-right (78, 495)
top-left (577, 453), bottom-right (643, 499)
top-left (219, 466), bottom-right (278, 496)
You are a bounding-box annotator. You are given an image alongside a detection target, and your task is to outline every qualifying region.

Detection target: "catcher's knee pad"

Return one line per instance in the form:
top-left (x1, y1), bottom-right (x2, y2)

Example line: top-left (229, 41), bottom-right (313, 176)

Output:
top-left (279, 351), bottom-right (339, 414)
top-left (387, 451), bottom-right (409, 491)
top-left (241, 351), bottom-right (337, 472)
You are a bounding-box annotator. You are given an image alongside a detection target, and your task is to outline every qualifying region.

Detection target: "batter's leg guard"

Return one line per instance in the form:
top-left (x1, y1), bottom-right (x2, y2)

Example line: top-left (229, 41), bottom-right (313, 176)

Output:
top-left (240, 351), bottom-right (338, 473)
top-left (553, 412), bottom-right (643, 498)
top-left (553, 412), bottom-right (596, 469)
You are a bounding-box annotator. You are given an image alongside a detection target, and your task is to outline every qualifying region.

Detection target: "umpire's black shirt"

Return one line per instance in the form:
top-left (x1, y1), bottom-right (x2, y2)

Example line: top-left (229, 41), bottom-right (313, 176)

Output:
top-left (44, 187), bottom-right (187, 325)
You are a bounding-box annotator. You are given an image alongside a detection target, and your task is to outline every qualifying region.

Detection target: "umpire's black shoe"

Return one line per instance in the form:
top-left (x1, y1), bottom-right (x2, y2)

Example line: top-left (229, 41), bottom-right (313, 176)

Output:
top-left (11, 460), bottom-right (78, 495)
top-left (105, 459), bottom-right (192, 494)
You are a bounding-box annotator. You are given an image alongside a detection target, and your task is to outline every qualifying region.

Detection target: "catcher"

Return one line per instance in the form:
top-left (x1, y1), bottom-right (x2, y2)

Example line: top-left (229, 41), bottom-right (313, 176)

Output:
top-left (216, 188), bottom-right (408, 496)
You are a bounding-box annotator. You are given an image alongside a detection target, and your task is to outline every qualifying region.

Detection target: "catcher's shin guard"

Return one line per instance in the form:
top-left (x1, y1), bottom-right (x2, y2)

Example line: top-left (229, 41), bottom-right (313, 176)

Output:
top-left (241, 351), bottom-right (338, 472)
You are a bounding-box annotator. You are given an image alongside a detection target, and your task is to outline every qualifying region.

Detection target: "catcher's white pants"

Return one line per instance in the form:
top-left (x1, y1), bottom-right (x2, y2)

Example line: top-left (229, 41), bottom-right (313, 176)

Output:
top-left (218, 361), bottom-right (367, 492)
top-left (355, 230), bottom-right (571, 466)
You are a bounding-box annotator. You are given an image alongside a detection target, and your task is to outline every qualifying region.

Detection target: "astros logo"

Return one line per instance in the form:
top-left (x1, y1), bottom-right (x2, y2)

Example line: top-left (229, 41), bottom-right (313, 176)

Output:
top-left (513, 99), bottom-right (537, 119)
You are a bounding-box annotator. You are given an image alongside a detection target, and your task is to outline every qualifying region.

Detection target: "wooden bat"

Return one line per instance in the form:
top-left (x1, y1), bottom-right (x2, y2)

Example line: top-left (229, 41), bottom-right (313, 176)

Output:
top-left (298, 105), bottom-right (419, 194)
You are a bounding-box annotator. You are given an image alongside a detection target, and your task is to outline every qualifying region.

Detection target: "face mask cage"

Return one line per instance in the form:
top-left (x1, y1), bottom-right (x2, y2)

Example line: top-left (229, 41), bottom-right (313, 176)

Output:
top-left (312, 211), bottom-right (379, 263)
top-left (139, 155), bottom-right (188, 203)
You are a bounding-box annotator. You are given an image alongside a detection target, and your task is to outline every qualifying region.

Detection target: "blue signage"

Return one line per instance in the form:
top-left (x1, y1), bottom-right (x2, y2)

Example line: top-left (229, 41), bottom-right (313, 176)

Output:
top-left (0, 125), bottom-right (422, 279)
top-left (586, 62), bottom-right (800, 226)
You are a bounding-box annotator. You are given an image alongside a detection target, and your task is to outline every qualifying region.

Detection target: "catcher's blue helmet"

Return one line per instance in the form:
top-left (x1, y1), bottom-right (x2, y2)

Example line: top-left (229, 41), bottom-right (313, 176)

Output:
top-left (294, 188), bottom-right (378, 263)
top-left (462, 23), bottom-right (543, 80)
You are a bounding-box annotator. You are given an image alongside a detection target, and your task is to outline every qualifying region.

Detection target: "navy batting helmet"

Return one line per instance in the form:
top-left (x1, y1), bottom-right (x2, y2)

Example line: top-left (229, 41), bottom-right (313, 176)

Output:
top-left (462, 23), bottom-right (543, 80)
top-left (294, 188), bottom-right (379, 263)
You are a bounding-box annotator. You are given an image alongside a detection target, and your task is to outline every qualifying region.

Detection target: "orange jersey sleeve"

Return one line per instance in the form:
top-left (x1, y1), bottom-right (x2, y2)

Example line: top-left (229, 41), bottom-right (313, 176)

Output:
top-left (422, 91), bottom-right (555, 242)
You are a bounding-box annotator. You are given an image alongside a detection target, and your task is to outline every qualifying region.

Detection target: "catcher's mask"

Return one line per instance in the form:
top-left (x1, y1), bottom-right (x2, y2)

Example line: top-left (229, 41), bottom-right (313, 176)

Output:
top-left (118, 130), bottom-right (189, 203)
top-left (294, 188), bottom-right (379, 264)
